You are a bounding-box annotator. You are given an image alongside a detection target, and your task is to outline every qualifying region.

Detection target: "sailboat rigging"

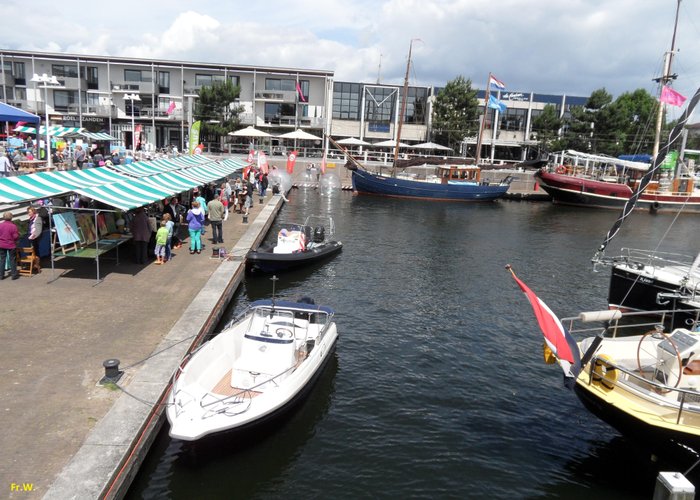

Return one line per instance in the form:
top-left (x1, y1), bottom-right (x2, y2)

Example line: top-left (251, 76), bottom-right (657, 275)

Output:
top-left (337, 40), bottom-right (512, 202)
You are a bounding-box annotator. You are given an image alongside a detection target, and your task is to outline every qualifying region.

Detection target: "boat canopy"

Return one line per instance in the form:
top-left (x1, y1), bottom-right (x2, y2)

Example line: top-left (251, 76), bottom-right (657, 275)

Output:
top-left (559, 150), bottom-right (650, 171)
top-left (250, 299), bottom-right (335, 315)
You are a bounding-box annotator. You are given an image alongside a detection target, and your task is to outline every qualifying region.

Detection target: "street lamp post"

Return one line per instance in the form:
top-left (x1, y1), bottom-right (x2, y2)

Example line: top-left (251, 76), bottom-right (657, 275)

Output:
top-left (124, 93), bottom-right (141, 152)
top-left (30, 73), bottom-right (63, 169)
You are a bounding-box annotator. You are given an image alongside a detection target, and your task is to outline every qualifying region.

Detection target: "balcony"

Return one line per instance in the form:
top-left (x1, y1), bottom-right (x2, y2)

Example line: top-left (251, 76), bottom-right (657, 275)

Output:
top-left (57, 76), bottom-right (86, 90)
top-left (111, 81), bottom-right (156, 94)
top-left (139, 106), bottom-right (183, 120)
top-left (255, 90), bottom-right (297, 103)
top-left (66, 103), bottom-right (116, 117)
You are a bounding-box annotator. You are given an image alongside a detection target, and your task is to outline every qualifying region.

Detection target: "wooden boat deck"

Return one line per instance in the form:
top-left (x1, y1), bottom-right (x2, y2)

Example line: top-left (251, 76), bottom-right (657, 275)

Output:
top-left (212, 369), bottom-right (262, 398)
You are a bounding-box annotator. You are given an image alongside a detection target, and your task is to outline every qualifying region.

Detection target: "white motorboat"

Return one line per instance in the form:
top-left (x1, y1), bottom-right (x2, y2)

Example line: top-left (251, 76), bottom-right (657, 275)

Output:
top-left (167, 298), bottom-right (338, 441)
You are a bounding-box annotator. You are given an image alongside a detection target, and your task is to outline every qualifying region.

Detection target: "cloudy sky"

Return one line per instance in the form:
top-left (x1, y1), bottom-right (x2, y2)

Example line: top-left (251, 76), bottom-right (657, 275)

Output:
top-left (3, 0), bottom-right (699, 116)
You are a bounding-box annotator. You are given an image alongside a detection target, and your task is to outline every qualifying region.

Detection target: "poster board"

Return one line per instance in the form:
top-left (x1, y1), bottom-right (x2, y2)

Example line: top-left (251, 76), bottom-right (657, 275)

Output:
top-left (77, 213), bottom-right (96, 244)
top-left (52, 212), bottom-right (81, 246)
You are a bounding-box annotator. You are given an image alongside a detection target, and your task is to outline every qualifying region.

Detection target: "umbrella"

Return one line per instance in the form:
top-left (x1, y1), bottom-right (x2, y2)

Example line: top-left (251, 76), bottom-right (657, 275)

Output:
top-left (412, 141), bottom-right (453, 151)
top-left (336, 137), bottom-right (371, 146)
top-left (277, 129), bottom-right (322, 141)
top-left (228, 126), bottom-right (272, 138)
top-left (371, 139), bottom-right (410, 148)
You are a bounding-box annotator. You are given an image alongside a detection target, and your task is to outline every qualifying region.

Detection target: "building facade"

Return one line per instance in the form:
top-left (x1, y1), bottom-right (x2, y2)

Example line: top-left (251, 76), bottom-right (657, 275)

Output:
top-left (0, 49), bottom-right (588, 162)
top-left (0, 50), bottom-right (333, 152)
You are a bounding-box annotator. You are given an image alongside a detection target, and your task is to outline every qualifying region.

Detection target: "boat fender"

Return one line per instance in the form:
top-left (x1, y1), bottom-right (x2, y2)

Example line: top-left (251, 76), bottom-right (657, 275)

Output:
top-left (555, 165), bottom-right (567, 174)
top-left (650, 201), bottom-right (660, 212)
top-left (592, 354), bottom-right (618, 390)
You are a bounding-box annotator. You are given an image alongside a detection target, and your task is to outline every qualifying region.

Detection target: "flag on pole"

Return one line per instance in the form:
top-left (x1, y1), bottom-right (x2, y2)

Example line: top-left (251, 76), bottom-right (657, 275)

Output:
top-left (507, 265), bottom-right (581, 387)
top-left (247, 150), bottom-right (255, 164)
top-left (488, 95), bottom-right (507, 113)
top-left (188, 120), bottom-right (201, 155)
top-left (660, 85), bottom-right (687, 107)
top-left (489, 74), bottom-right (506, 90)
top-left (321, 156), bottom-right (327, 175)
top-left (296, 81), bottom-right (307, 103)
top-left (166, 101), bottom-right (176, 115)
top-left (286, 150), bottom-right (297, 174)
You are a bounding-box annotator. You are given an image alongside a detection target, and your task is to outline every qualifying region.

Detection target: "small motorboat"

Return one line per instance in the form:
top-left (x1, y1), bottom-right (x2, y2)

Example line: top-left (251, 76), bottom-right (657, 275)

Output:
top-left (167, 297), bottom-right (338, 441)
top-left (246, 216), bottom-right (342, 273)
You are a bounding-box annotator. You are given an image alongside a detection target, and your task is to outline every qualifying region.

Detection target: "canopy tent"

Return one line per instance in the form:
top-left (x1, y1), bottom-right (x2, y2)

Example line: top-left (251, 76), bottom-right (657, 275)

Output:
top-left (371, 139), bottom-right (410, 148)
top-left (83, 131), bottom-right (118, 141)
top-left (0, 167), bottom-right (128, 203)
top-left (335, 137), bottom-right (371, 146)
top-left (14, 125), bottom-right (83, 137)
top-left (0, 102), bottom-right (40, 124)
top-left (277, 129), bottom-right (322, 141)
top-left (178, 160), bottom-right (245, 184)
top-left (412, 141), bottom-right (453, 151)
top-left (108, 155), bottom-right (211, 177)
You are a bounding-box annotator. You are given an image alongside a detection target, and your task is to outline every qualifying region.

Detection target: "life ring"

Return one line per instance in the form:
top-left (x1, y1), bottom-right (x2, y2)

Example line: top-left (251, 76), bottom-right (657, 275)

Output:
top-left (592, 354), bottom-right (618, 390)
top-left (555, 165), bottom-right (567, 174)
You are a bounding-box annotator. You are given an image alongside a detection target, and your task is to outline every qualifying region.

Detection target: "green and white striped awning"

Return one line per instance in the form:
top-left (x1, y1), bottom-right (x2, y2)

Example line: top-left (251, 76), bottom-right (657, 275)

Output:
top-left (73, 170), bottom-right (206, 211)
top-left (13, 126), bottom-right (116, 140)
top-left (13, 125), bottom-right (84, 137)
top-left (83, 131), bottom-right (117, 141)
top-left (109, 155), bottom-right (213, 177)
top-left (179, 159), bottom-right (245, 183)
top-left (0, 167), bottom-right (129, 203)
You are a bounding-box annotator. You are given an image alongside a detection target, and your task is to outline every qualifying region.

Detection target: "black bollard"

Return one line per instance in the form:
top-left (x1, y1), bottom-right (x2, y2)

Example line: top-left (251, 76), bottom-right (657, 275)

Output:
top-left (242, 213), bottom-right (248, 224)
top-left (101, 358), bottom-right (123, 384)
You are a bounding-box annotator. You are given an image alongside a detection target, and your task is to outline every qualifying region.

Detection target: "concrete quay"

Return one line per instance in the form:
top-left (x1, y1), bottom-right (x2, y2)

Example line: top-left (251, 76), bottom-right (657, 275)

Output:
top-left (0, 189), bottom-right (285, 499)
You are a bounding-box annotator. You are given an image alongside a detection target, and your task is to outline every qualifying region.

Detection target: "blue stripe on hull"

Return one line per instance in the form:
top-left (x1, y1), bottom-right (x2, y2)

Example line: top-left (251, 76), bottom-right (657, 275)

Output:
top-left (351, 170), bottom-right (508, 201)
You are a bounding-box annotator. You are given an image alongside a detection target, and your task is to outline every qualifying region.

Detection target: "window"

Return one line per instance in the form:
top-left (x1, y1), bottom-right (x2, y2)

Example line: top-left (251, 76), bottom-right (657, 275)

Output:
top-left (265, 78), bottom-right (295, 92)
top-left (53, 89), bottom-right (79, 112)
top-left (124, 69), bottom-right (144, 82)
top-left (85, 66), bottom-right (98, 90)
top-left (264, 103), bottom-right (296, 123)
top-left (85, 93), bottom-right (99, 106)
top-left (332, 82), bottom-right (360, 120)
top-left (229, 75), bottom-right (240, 87)
top-left (13, 62), bottom-right (25, 85)
top-left (52, 64), bottom-right (79, 78)
top-left (364, 86), bottom-right (396, 123)
top-left (499, 107), bottom-right (527, 132)
top-left (158, 71), bottom-right (170, 93)
top-left (404, 87), bottom-right (428, 124)
top-left (195, 74), bottom-right (225, 87)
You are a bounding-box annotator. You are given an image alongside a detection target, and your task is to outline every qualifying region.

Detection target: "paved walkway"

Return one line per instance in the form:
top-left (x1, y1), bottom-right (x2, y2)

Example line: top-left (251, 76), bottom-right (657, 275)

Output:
top-left (0, 188), bottom-right (279, 499)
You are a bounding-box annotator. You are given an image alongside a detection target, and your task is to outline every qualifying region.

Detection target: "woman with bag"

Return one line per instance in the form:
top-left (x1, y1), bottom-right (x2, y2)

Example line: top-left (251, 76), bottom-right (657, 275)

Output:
top-left (186, 200), bottom-right (205, 254)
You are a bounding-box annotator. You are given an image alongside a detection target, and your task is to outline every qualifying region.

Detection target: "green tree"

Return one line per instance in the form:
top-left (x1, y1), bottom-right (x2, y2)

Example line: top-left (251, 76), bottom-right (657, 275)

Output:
top-left (530, 104), bottom-right (562, 151)
top-left (431, 76), bottom-right (479, 153)
top-left (195, 80), bottom-right (245, 149)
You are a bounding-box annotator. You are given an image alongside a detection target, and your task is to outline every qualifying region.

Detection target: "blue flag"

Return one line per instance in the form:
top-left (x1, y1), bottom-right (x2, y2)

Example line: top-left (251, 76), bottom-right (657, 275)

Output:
top-left (488, 95), bottom-right (507, 113)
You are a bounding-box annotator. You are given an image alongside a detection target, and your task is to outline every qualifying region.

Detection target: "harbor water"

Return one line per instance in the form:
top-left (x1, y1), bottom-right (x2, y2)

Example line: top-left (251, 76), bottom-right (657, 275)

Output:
top-left (127, 186), bottom-right (700, 499)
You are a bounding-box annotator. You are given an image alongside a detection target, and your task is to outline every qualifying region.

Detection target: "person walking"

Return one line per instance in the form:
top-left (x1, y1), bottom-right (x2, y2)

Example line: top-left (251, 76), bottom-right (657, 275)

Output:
top-left (74, 145), bottom-right (86, 170)
top-left (207, 195), bottom-right (225, 244)
top-left (0, 211), bottom-right (20, 280)
top-left (186, 201), bottom-right (205, 254)
top-left (130, 207), bottom-right (151, 264)
top-left (26, 206), bottom-right (43, 273)
top-left (0, 152), bottom-right (14, 177)
top-left (162, 213), bottom-right (174, 262)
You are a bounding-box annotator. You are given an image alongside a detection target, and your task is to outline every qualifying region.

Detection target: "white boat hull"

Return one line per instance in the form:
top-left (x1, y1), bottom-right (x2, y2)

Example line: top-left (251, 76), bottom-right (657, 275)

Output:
top-left (167, 301), bottom-right (338, 441)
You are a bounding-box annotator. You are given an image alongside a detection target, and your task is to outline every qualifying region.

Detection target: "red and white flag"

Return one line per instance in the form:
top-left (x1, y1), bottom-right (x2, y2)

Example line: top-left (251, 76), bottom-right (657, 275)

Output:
top-left (660, 85), bottom-right (687, 107)
top-left (247, 150), bottom-right (255, 164)
top-left (258, 151), bottom-right (269, 174)
top-left (286, 150), bottom-right (297, 174)
top-left (166, 101), bottom-right (176, 115)
top-left (320, 156), bottom-right (327, 175)
top-left (508, 266), bottom-right (581, 386)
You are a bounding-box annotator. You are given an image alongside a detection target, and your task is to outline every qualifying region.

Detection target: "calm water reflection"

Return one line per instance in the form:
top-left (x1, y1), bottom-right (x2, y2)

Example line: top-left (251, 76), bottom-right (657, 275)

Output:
top-left (127, 188), bottom-right (700, 499)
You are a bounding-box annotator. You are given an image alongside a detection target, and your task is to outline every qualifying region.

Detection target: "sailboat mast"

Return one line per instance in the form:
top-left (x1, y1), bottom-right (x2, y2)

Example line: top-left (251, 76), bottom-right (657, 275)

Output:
top-left (652, 0), bottom-right (681, 159)
top-left (475, 73), bottom-right (492, 165)
top-left (392, 40), bottom-right (415, 177)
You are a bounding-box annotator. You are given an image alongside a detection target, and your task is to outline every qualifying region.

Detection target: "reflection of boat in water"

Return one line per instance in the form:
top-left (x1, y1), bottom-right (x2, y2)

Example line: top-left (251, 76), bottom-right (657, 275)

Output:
top-left (246, 216), bottom-right (342, 274)
top-left (167, 297), bottom-right (338, 441)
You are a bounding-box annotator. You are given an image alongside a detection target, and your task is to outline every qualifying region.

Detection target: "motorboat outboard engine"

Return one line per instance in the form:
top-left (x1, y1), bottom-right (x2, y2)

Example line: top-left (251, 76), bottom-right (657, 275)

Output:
top-left (313, 226), bottom-right (325, 243)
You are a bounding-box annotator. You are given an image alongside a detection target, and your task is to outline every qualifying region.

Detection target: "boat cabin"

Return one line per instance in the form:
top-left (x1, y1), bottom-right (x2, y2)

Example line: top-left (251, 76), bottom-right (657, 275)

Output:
top-left (438, 165), bottom-right (481, 184)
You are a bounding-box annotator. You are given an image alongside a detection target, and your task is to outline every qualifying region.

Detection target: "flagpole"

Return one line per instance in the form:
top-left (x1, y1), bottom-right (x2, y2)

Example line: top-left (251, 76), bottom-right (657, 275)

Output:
top-left (652, 0), bottom-right (681, 159)
top-left (474, 73), bottom-right (491, 165)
